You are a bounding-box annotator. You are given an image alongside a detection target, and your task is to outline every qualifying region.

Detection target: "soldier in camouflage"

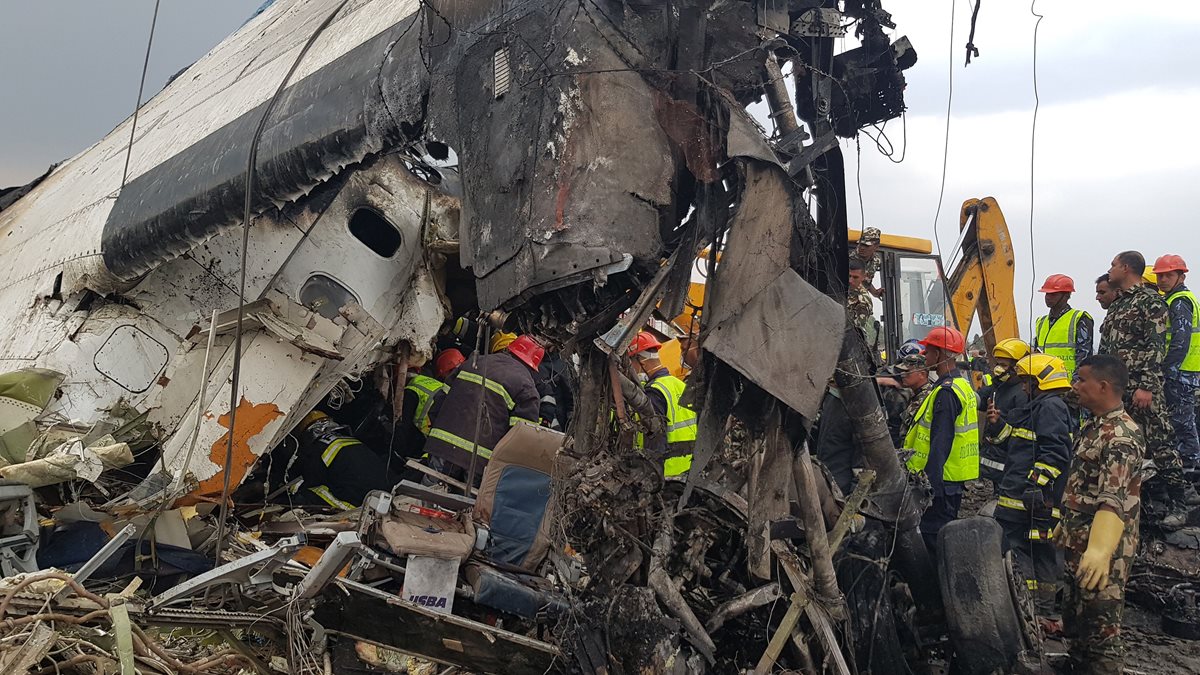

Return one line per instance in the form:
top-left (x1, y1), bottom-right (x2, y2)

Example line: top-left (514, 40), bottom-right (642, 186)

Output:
top-left (1060, 355), bottom-right (1144, 675)
top-left (1098, 251), bottom-right (1199, 522)
top-left (895, 353), bottom-right (934, 442)
top-left (851, 227), bottom-right (884, 299)
top-left (847, 257), bottom-right (873, 331)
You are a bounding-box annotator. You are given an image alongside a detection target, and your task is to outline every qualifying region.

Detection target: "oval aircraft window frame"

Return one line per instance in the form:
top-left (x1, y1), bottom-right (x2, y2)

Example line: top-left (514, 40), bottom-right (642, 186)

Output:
top-left (299, 273), bottom-right (360, 321)
top-left (347, 207), bottom-right (403, 258)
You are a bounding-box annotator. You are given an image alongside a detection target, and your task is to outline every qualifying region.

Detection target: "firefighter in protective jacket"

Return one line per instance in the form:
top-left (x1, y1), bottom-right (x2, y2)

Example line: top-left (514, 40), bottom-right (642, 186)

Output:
top-left (990, 353), bottom-right (1074, 619)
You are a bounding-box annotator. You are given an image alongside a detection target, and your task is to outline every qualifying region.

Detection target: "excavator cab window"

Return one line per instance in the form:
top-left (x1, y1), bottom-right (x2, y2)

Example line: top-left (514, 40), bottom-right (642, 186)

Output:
top-left (881, 253), bottom-right (957, 360)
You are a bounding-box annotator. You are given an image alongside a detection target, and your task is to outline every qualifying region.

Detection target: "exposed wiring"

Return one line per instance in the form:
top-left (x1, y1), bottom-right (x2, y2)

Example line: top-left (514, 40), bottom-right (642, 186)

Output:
top-left (856, 134), bottom-right (866, 228)
top-left (212, 0), bottom-right (353, 574)
top-left (119, 0), bottom-right (161, 190)
top-left (965, 0), bottom-right (982, 66)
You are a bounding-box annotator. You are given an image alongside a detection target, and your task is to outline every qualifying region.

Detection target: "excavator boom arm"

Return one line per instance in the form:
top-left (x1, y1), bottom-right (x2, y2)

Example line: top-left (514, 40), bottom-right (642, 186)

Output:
top-left (946, 197), bottom-right (1019, 354)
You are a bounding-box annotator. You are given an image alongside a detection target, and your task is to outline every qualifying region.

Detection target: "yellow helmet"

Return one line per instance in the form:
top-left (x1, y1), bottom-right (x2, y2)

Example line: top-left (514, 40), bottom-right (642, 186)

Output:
top-left (992, 338), bottom-right (1031, 361)
top-left (300, 410), bottom-right (329, 429)
top-left (1143, 266), bottom-right (1158, 287)
top-left (490, 332), bottom-right (517, 353)
top-left (1015, 354), bottom-right (1071, 391)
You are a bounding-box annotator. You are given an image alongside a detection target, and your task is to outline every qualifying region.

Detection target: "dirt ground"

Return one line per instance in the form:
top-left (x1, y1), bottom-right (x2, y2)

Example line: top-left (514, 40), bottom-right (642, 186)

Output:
top-left (957, 479), bottom-right (1200, 674)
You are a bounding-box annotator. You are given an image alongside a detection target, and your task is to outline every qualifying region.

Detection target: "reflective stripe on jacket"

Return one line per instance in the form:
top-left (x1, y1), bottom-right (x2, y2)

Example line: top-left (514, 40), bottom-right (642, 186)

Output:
top-left (405, 374), bottom-right (443, 435)
top-left (648, 374), bottom-right (697, 476)
top-left (1035, 309), bottom-right (1090, 378)
top-left (1166, 289), bottom-right (1200, 372)
top-left (904, 377), bottom-right (980, 481)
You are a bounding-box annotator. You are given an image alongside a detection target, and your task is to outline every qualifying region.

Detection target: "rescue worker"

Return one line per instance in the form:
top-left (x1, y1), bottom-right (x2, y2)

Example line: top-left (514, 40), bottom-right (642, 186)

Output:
top-left (1095, 274), bottom-right (1118, 311)
top-left (903, 326), bottom-right (979, 552)
top-left (492, 332), bottom-right (561, 428)
top-left (989, 354), bottom-right (1073, 622)
top-left (978, 338), bottom-right (1032, 490)
top-left (846, 258), bottom-right (873, 333)
top-left (894, 350), bottom-right (934, 443)
top-left (1061, 355), bottom-right (1144, 674)
top-left (878, 341), bottom-right (927, 447)
top-left (424, 334), bottom-right (543, 480)
top-left (1153, 254), bottom-right (1200, 469)
top-left (1100, 250), bottom-right (1199, 522)
top-left (397, 350), bottom-right (462, 459)
top-left (292, 410), bottom-right (395, 509)
top-left (626, 331), bottom-right (697, 476)
top-left (1033, 274), bottom-right (1093, 381)
top-left (850, 227), bottom-right (885, 299)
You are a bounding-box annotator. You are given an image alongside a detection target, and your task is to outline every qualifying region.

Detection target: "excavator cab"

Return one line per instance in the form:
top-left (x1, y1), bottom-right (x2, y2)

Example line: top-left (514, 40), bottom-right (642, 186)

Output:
top-left (849, 230), bottom-right (959, 362)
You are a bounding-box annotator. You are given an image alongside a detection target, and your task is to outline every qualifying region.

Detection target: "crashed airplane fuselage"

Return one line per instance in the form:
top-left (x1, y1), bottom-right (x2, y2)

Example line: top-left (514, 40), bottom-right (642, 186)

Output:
top-left (0, 0), bottom-right (925, 671)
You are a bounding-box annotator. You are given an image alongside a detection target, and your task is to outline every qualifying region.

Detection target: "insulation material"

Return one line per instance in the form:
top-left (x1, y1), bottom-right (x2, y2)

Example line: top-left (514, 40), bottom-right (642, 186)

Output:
top-left (0, 436), bottom-right (133, 488)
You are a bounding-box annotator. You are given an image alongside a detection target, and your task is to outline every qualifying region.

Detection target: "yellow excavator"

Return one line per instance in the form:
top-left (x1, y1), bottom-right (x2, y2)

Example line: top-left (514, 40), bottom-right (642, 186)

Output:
top-left (660, 196), bottom-right (1019, 376)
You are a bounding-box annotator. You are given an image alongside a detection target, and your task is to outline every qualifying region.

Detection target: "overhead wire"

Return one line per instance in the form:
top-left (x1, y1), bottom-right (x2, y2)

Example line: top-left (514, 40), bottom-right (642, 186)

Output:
top-left (211, 0), bottom-right (354, 574)
top-left (119, 0), bottom-right (162, 190)
top-left (1029, 0), bottom-right (1045, 342)
top-left (929, 0), bottom-right (957, 342)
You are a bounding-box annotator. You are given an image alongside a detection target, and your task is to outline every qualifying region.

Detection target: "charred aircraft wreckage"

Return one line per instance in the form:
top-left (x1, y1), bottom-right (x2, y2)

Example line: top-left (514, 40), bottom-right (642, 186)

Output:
top-left (0, 0), bottom-right (1050, 673)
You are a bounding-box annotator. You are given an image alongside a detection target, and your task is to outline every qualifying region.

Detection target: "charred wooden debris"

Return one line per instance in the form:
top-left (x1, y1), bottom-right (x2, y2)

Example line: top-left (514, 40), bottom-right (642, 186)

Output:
top-left (0, 1), bottom-right (1061, 673)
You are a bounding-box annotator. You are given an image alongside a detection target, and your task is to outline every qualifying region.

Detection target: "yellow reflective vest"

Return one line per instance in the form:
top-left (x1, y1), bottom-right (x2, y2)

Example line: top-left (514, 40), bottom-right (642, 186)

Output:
top-left (904, 376), bottom-right (980, 482)
top-left (1166, 289), bottom-right (1200, 373)
top-left (1034, 309), bottom-right (1090, 379)
top-left (404, 374), bottom-right (444, 435)
top-left (647, 374), bottom-right (698, 476)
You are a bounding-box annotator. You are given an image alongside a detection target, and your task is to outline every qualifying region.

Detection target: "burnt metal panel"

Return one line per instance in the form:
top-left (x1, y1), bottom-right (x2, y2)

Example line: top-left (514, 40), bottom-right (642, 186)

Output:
top-left (100, 17), bottom-right (427, 281)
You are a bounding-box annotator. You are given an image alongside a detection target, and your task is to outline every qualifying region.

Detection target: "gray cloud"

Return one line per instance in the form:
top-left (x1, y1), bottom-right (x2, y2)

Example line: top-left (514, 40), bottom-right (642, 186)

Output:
top-left (0, 1), bottom-right (252, 186)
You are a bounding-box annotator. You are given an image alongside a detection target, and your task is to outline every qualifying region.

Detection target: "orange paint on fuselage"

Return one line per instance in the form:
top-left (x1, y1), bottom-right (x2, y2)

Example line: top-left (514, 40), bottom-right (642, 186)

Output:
top-left (195, 398), bottom-right (283, 496)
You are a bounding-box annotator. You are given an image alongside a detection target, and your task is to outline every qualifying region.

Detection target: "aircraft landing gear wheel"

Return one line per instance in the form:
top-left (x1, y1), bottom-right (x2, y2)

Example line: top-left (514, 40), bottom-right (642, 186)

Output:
top-left (936, 517), bottom-right (1024, 675)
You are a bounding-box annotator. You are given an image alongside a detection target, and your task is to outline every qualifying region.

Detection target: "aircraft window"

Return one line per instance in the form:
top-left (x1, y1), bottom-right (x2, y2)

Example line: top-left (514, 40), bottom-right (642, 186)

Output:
top-left (300, 274), bottom-right (359, 320)
top-left (348, 208), bottom-right (402, 258)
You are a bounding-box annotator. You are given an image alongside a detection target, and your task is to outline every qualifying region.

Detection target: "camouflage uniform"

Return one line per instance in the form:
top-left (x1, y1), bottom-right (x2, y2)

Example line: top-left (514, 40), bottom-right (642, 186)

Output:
top-left (1098, 284), bottom-right (1186, 493)
top-left (851, 227), bottom-right (883, 296)
top-left (899, 380), bottom-right (935, 442)
top-left (1059, 406), bottom-right (1143, 675)
top-left (847, 286), bottom-right (874, 331)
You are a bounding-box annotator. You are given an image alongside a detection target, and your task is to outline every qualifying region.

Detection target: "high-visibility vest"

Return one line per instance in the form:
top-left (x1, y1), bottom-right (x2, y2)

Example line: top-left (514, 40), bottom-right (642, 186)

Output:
top-left (405, 374), bottom-right (444, 435)
top-left (647, 375), bottom-right (698, 476)
top-left (904, 377), bottom-right (980, 482)
top-left (1166, 290), bottom-right (1200, 373)
top-left (1034, 309), bottom-right (1090, 378)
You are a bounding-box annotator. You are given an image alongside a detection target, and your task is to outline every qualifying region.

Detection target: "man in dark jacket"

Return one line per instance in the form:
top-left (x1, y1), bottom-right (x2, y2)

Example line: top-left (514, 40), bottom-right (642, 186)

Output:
top-left (990, 354), bottom-right (1074, 622)
top-left (979, 338), bottom-right (1032, 490)
top-left (424, 335), bottom-right (543, 482)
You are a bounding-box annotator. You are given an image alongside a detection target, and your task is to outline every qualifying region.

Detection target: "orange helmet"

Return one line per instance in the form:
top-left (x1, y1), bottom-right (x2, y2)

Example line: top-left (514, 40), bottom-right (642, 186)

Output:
top-left (1037, 274), bottom-right (1075, 293)
top-left (918, 326), bottom-right (966, 354)
top-left (433, 348), bottom-right (466, 379)
top-left (507, 335), bottom-right (545, 371)
top-left (1153, 254), bottom-right (1189, 274)
top-left (627, 331), bottom-right (663, 358)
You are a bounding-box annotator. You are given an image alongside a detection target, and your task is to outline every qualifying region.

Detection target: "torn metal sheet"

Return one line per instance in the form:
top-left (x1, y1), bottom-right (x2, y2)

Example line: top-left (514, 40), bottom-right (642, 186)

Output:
top-left (705, 269), bottom-right (843, 420)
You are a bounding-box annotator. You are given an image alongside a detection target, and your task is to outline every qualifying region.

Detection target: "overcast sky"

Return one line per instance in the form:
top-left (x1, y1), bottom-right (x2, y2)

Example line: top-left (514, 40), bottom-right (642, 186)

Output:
top-left (2, 1), bottom-right (1199, 340)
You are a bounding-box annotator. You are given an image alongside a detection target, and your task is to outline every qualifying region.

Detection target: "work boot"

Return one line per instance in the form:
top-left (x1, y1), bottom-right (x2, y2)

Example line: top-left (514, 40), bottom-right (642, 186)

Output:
top-left (1162, 508), bottom-right (1189, 530)
top-left (1181, 481), bottom-right (1200, 506)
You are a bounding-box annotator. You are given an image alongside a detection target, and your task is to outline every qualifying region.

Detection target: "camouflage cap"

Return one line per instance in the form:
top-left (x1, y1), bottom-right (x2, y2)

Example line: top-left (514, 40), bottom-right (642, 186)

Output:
top-left (860, 227), bottom-right (882, 245)
top-left (886, 353), bottom-right (926, 375)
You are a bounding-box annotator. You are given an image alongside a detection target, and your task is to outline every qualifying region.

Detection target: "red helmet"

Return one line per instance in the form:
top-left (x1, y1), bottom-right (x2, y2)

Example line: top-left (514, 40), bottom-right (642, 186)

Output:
top-left (507, 335), bottom-right (545, 371)
top-left (918, 326), bottom-right (966, 354)
top-left (1153, 254), bottom-right (1189, 274)
top-left (627, 331), bottom-right (663, 358)
top-left (1037, 274), bottom-right (1075, 293)
top-left (433, 348), bottom-right (466, 379)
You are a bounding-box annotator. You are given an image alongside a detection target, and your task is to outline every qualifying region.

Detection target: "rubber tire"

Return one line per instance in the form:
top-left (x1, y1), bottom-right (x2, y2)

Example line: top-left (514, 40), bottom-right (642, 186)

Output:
top-left (937, 516), bottom-right (1023, 675)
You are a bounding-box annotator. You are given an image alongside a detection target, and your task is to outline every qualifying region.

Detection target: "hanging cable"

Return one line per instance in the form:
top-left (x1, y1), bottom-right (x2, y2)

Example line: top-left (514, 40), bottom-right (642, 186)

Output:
top-left (119, 0), bottom-right (161, 190)
top-left (856, 134), bottom-right (866, 228)
top-left (211, 0), bottom-right (353, 572)
top-left (1029, 0), bottom-right (1044, 341)
top-left (931, 0), bottom-right (957, 333)
top-left (965, 0), bottom-right (982, 66)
